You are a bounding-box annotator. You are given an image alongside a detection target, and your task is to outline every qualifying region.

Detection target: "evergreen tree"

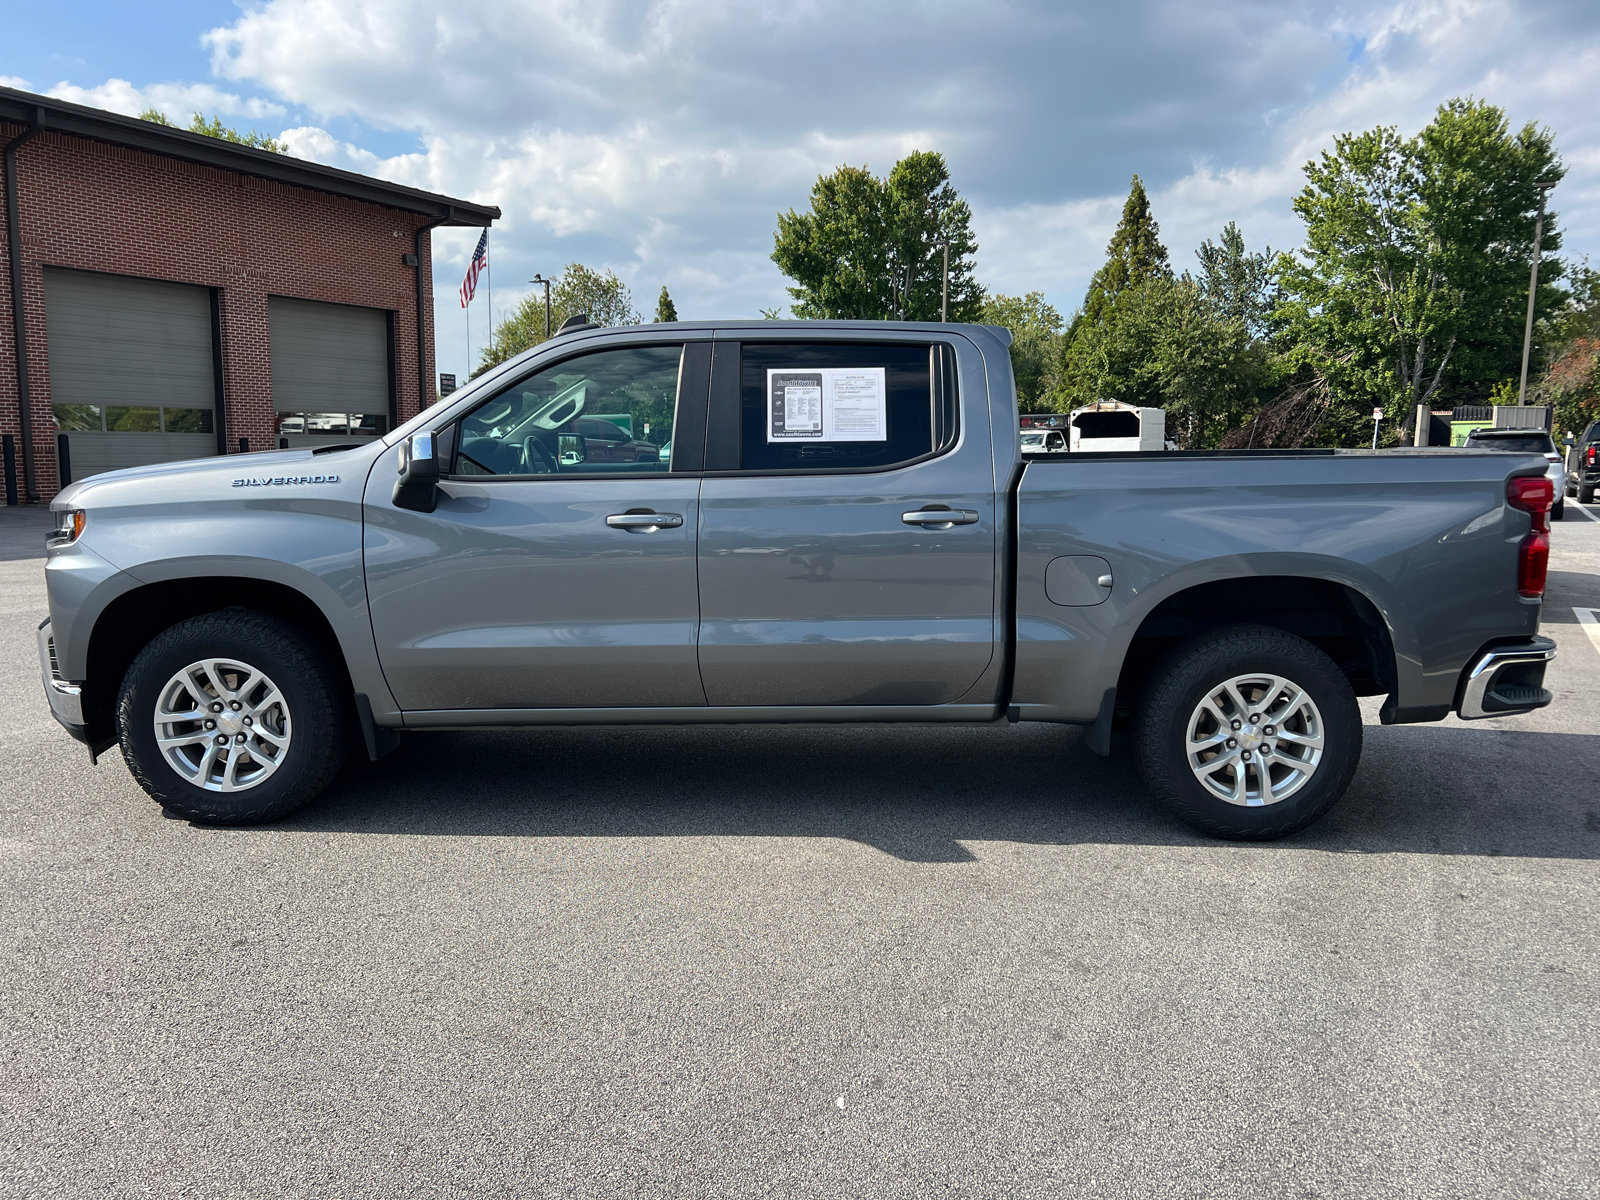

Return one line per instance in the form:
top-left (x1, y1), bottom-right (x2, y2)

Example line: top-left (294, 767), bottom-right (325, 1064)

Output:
top-left (654, 286), bottom-right (678, 323)
top-left (1081, 176), bottom-right (1171, 325)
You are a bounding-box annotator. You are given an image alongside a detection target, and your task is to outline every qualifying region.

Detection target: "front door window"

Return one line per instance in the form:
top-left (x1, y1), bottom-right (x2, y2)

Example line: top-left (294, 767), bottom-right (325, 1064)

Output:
top-left (455, 345), bottom-right (681, 476)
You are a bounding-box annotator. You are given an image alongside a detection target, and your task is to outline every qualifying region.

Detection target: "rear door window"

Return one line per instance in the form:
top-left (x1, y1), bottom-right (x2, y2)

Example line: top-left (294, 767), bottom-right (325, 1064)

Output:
top-left (730, 342), bottom-right (956, 472)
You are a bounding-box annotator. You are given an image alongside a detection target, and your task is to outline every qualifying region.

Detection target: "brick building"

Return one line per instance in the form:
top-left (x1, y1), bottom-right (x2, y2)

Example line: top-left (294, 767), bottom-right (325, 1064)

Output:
top-left (1, 85), bottom-right (498, 502)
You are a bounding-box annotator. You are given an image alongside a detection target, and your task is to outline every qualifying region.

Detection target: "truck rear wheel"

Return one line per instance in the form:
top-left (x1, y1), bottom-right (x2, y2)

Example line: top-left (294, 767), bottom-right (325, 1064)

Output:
top-left (1133, 625), bottom-right (1361, 840)
top-left (117, 611), bottom-right (346, 824)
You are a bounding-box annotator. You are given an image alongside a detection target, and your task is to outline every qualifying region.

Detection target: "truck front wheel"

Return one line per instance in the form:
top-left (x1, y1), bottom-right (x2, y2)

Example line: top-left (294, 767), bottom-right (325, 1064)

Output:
top-left (1133, 625), bottom-right (1362, 840)
top-left (116, 611), bottom-right (347, 824)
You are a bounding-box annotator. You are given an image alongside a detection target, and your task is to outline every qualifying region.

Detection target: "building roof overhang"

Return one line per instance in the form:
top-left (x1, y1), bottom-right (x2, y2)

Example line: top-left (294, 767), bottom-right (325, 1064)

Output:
top-left (0, 85), bottom-right (498, 227)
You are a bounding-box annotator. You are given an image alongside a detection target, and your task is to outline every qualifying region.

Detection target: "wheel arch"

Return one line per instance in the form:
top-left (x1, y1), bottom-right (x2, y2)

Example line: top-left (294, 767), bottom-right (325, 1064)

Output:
top-left (80, 572), bottom-right (376, 747)
top-left (1111, 573), bottom-right (1399, 720)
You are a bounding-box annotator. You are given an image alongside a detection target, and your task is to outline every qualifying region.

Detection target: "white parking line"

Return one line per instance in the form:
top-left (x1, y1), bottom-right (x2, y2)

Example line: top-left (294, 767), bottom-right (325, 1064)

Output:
top-left (1571, 501), bottom-right (1600, 523)
top-left (1576, 608), bottom-right (1600, 656)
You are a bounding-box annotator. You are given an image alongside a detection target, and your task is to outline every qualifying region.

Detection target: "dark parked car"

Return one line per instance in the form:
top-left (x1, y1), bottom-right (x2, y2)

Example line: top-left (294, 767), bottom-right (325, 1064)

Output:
top-left (1568, 420), bottom-right (1600, 506)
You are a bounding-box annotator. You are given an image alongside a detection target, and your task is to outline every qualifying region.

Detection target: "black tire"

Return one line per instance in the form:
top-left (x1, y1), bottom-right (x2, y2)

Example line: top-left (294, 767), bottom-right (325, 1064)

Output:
top-left (1580, 483), bottom-right (1595, 505)
top-left (117, 611), bottom-right (347, 824)
top-left (1552, 498), bottom-right (1564, 521)
top-left (1133, 624), bottom-right (1362, 840)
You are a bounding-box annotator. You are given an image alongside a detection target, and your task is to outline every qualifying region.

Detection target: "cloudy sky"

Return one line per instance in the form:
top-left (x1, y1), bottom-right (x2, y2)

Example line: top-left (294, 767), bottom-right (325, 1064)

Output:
top-left (5, 0), bottom-right (1599, 383)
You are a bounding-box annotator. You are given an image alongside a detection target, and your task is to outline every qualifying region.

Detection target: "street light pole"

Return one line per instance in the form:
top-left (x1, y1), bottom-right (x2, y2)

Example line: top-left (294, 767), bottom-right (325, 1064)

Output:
top-left (939, 239), bottom-right (949, 323)
top-left (530, 274), bottom-right (552, 342)
top-left (1517, 181), bottom-right (1558, 406)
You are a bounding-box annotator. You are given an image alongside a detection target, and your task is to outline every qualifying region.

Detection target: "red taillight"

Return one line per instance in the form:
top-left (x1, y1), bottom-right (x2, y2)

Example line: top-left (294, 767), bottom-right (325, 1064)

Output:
top-left (1518, 530), bottom-right (1550, 597)
top-left (1507, 475), bottom-right (1554, 515)
top-left (1588, 445), bottom-right (1598, 467)
top-left (1508, 475), bottom-right (1553, 598)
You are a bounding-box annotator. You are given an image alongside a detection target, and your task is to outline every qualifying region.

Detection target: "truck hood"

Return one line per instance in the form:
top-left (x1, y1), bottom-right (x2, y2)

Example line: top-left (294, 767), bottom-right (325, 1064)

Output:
top-left (53, 444), bottom-right (380, 509)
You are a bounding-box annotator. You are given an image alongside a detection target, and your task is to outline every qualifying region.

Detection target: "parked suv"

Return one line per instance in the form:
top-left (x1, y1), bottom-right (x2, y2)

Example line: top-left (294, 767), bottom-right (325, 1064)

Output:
top-left (1568, 420), bottom-right (1600, 506)
top-left (1463, 428), bottom-right (1565, 520)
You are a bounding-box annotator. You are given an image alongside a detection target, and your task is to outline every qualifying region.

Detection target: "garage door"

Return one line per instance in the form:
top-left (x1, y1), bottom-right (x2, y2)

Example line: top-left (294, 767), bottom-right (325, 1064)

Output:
top-left (43, 268), bottom-right (218, 481)
top-left (269, 296), bottom-right (391, 448)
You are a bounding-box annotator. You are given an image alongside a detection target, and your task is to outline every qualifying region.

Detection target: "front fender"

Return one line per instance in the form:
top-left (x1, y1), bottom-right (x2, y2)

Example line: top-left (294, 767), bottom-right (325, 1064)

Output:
top-left (49, 442), bottom-right (398, 719)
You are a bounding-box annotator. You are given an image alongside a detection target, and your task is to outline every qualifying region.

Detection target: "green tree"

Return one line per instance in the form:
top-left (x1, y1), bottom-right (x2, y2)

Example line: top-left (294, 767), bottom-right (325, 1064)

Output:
top-left (476, 263), bottom-right (640, 376)
top-left (138, 107), bottom-right (284, 153)
top-left (1195, 221), bottom-right (1278, 339)
top-left (1081, 176), bottom-right (1171, 326)
top-left (1535, 258), bottom-right (1600, 435)
top-left (1057, 276), bottom-right (1268, 446)
top-left (1055, 177), bottom-right (1170, 414)
top-left (654, 286), bottom-right (678, 323)
top-left (980, 292), bottom-right (1063, 409)
top-left (1276, 98), bottom-right (1564, 438)
top-left (771, 150), bottom-right (982, 322)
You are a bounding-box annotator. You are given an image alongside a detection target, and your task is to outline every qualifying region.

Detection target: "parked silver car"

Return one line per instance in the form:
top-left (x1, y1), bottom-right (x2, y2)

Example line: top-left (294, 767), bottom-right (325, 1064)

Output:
top-left (1463, 428), bottom-right (1565, 520)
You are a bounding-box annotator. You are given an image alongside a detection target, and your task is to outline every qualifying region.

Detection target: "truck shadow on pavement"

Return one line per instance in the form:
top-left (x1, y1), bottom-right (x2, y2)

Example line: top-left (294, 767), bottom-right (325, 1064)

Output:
top-left (263, 719), bottom-right (1600, 863)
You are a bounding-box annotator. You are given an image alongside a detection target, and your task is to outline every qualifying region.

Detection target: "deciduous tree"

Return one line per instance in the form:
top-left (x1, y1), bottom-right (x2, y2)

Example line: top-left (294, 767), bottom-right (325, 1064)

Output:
top-left (139, 108), bottom-right (284, 153)
top-left (980, 292), bottom-right (1063, 409)
top-left (476, 263), bottom-right (639, 376)
top-left (772, 151), bottom-right (982, 322)
top-left (1276, 98), bottom-right (1564, 437)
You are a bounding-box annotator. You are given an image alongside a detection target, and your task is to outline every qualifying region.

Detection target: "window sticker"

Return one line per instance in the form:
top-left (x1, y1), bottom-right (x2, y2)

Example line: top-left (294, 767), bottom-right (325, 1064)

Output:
top-left (766, 367), bottom-right (886, 443)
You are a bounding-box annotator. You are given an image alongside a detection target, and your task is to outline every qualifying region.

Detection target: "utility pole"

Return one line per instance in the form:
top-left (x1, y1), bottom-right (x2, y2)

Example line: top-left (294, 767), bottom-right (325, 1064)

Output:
top-left (884, 264), bottom-right (912, 320)
top-left (530, 274), bottom-right (552, 342)
top-left (1517, 180), bottom-right (1558, 405)
top-left (938, 239), bottom-right (950, 323)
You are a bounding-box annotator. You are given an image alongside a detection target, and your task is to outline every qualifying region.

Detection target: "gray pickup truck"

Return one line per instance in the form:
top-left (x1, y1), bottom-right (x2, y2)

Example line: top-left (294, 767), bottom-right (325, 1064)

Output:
top-left (39, 320), bottom-right (1558, 839)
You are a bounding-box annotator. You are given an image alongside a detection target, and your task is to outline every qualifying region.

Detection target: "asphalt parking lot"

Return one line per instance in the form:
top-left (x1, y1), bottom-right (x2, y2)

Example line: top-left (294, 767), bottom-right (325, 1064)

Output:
top-left (1, 502), bottom-right (1597, 1200)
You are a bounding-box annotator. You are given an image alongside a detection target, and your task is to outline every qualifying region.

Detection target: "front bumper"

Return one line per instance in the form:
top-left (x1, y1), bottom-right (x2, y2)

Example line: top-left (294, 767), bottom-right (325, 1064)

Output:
top-left (1457, 635), bottom-right (1556, 720)
top-left (37, 618), bottom-right (91, 745)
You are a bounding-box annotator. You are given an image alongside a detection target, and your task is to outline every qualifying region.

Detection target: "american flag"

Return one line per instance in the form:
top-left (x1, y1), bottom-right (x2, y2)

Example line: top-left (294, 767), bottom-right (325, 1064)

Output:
top-left (459, 231), bottom-right (488, 308)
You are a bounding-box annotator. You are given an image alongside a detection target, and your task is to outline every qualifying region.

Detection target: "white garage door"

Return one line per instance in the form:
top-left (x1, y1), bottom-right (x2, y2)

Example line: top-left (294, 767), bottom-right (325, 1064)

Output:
top-left (43, 268), bottom-right (219, 481)
top-left (269, 296), bottom-right (391, 447)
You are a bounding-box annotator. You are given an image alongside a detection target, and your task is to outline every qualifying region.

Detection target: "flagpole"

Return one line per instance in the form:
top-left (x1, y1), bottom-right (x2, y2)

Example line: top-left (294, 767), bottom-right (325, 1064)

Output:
top-left (485, 229), bottom-right (493, 364)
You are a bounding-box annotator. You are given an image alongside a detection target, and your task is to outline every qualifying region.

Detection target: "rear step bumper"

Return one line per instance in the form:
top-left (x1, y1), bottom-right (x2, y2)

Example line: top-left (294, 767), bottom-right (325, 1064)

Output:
top-left (1457, 636), bottom-right (1557, 720)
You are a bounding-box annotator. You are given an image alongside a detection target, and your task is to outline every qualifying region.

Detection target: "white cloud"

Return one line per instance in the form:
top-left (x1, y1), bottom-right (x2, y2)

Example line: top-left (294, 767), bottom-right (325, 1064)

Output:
top-left (0, 76), bottom-right (31, 91)
top-left (32, 0), bottom-right (1600, 378)
top-left (44, 78), bottom-right (285, 123)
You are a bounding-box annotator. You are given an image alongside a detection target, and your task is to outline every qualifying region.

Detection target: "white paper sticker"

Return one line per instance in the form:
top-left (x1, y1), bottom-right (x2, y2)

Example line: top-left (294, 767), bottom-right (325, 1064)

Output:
top-left (766, 367), bottom-right (887, 443)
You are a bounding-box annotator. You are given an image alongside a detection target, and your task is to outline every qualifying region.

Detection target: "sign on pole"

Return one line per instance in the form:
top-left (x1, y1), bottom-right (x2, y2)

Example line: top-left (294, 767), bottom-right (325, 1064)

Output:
top-left (1372, 407), bottom-right (1384, 419)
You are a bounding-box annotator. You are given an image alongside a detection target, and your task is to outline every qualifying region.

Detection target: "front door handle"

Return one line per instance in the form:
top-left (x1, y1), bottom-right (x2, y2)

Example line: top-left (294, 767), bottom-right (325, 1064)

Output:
top-left (606, 512), bottom-right (683, 530)
top-left (901, 508), bottom-right (979, 527)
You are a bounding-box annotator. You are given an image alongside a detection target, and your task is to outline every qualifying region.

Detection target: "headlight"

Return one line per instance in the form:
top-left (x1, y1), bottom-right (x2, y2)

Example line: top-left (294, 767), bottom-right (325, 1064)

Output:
top-left (50, 510), bottom-right (86, 543)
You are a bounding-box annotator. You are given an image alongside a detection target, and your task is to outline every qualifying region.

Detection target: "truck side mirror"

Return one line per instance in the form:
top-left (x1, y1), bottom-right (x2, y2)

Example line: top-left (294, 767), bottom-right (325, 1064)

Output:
top-left (393, 431), bottom-right (440, 513)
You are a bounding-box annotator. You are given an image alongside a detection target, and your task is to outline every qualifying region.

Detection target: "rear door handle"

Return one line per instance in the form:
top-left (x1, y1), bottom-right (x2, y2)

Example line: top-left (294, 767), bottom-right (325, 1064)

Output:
top-left (901, 508), bottom-right (979, 526)
top-left (606, 512), bottom-right (683, 529)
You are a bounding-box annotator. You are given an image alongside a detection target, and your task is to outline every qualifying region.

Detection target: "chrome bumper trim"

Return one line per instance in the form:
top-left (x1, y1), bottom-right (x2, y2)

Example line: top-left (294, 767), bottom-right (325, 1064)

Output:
top-left (1458, 637), bottom-right (1556, 720)
top-left (37, 619), bottom-right (85, 727)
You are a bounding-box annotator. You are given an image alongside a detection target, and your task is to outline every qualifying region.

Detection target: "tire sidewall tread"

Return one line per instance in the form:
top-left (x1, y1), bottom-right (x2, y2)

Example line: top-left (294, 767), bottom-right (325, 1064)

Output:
top-left (117, 611), bottom-right (345, 824)
top-left (1133, 624), bottom-right (1362, 841)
